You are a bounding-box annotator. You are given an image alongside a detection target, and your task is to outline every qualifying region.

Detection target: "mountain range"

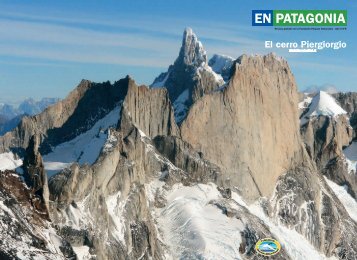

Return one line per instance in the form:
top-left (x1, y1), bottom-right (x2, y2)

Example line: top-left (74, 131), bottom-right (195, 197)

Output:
top-left (0, 98), bottom-right (59, 135)
top-left (0, 28), bottom-right (356, 260)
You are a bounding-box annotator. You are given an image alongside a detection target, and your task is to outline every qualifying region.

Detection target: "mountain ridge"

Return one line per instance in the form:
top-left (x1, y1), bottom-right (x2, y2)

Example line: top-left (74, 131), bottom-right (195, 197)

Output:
top-left (0, 28), bottom-right (357, 260)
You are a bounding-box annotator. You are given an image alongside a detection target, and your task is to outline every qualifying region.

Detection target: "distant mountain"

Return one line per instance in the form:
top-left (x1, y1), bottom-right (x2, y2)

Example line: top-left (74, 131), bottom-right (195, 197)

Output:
top-left (0, 114), bottom-right (25, 136)
top-left (0, 97), bottom-right (59, 135)
top-left (0, 97), bottom-right (59, 120)
top-left (18, 97), bottom-right (59, 115)
top-left (0, 104), bottom-right (18, 119)
top-left (303, 84), bottom-right (339, 94)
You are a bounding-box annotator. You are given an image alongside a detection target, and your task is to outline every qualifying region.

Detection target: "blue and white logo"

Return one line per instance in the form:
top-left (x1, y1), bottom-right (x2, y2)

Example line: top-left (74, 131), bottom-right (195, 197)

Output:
top-left (252, 10), bottom-right (273, 26)
top-left (255, 238), bottom-right (281, 256)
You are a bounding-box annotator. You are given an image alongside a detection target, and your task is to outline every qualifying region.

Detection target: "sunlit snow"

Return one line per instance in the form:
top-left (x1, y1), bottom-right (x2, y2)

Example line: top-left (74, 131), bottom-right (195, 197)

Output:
top-left (43, 105), bottom-right (121, 176)
top-left (0, 152), bottom-right (22, 171)
top-left (301, 91), bottom-right (347, 125)
top-left (324, 177), bottom-right (357, 223)
top-left (72, 246), bottom-right (92, 260)
top-left (158, 183), bottom-right (244, 259)
top-left (173, 89), bottom-right (189, 123)
top-left (298, 95), bottom-right (313, 109)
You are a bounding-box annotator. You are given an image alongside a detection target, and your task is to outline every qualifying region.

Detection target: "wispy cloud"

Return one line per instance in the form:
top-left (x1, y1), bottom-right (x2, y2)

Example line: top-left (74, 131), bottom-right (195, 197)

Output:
top-left (0, 11), bottom-right (269, 67)
top-left (0, 9), bottom-right (355, 76)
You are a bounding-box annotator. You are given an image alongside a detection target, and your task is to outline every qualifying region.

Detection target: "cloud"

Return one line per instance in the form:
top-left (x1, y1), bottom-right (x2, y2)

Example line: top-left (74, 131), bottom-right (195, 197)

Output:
top-left (0, 9), bottom-right (354, 75)
top-left (0, 18), bottom-right (181, 66)
top-left (0, 11), bottom-right (270, 67)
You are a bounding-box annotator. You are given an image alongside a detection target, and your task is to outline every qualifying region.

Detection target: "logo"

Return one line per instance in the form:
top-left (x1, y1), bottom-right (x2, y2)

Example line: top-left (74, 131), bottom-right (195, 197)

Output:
top-left (255, 238), bottom-right (281, 256)
top-left (252, 10), bottom-right (347, 26)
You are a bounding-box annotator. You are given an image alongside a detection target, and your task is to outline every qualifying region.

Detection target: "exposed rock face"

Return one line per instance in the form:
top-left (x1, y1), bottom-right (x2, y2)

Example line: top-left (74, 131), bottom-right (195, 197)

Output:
top-left (1, 28), bottom-right (356, 259)
top-left (151, 28), bottom-right (224, 123)
top-left (152, 135), bottom-right (221, 184)
top-left (271, 157), bottom-right (357, 259)
top-left (45, 76), bottom-right (229, 259)
top-left (334, 92), bottom-right (357, 138)
top-left (181, 53), bottom-right (302, 201)
top-left (23, 134), bottom-right (50, 211)
top-left (121, 79), bottom-right (179, 138)
top-left (323, 157), bottom-right (357, 199)
top-left (0, 77), bottom-right (129, 155)
top-left (48, 127), bottom-right (166, 260)
top-left (300, 91), bottom-right (356, 201)
top-left (0, 171), bottom-right (74, 259)
top-left (46, 80), bottom-right (183, 259)
top-left (301, 115), bottom-right (353, 169)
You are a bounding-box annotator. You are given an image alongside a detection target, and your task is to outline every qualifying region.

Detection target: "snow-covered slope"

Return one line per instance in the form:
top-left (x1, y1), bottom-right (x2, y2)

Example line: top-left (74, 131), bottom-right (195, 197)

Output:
top-left (301, 91), bottom-right (347, 125)
top-left (172, 89), bottom-right (189, 123)
top-left (149, 179), bottom-right (333, 260)
top-left (298, 94), bottom-right (313, 110)
top-left (43, 105), bottom-right (121, 176)
top-left (157, 183), bottom-right (244, 259)
top-left (304, 91), bottom-right (347, 118)
top-left (208, 54), bottom-right (234, 81)
top-left (0, 152), bottom-right (22, 171)
top-left (151, 72), bottom-right (170, 88)
top-left (324, 177), bottom-right (357, 222)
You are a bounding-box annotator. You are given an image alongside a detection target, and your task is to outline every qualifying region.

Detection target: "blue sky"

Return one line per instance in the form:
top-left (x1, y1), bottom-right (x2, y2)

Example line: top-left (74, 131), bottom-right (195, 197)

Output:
top-left (0, 0), bottom-right (356, 104)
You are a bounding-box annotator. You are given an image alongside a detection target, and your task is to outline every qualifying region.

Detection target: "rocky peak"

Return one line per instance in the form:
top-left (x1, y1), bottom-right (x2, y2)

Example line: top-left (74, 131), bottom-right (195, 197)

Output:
top-left (151, 28), bottom-right (224, 124)
top-left (301, 115), bottom-right (353, 169)
top-left (181, 53), bottom-right (302, 200)
top-left (120, 79), bottom-right (179, 138)
top-left (0, 77), bottom-right (129, 155)
top-left (180, 27), bottom-right (207, 67)
top-left (23, 134), bottom-right (43, 187)
top-left (333, 92), bottom-right (357, 138)
top-left (22, 134), bottom-right (50, 211)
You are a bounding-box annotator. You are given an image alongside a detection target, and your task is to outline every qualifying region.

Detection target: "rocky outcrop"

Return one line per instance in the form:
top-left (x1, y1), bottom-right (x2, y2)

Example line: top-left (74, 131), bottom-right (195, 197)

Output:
top-left (47, 80), bottom-right (183, 258)
top-left (0, 171), bottom-right (74, 259)
top-left (0, 77), bottom-right (129, 155)
top-left (48, 126), bottom-right (166, 259)
top-left (151, 28), bottom-right (224, 123)
top-left (271, 157), bottom-right (357, 259)
top-left (23, 134), bottom-right (50, 211)
top-left (181, 53), bottom-right (302, 201)
top-left (121, 78), bottom-right (179, 138)
top-left (152, 135), bottom-right (221, 184)
top-left (300, 91), bottom-right (356, 201)
top-left (334, 92), bottom-right (357, 138)
top-left (301, 115), bottom-right (353, 169)
top-left (323, 157), bottom-right (357, 199)
top-left (45, 75), bottom-right (228, 259)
